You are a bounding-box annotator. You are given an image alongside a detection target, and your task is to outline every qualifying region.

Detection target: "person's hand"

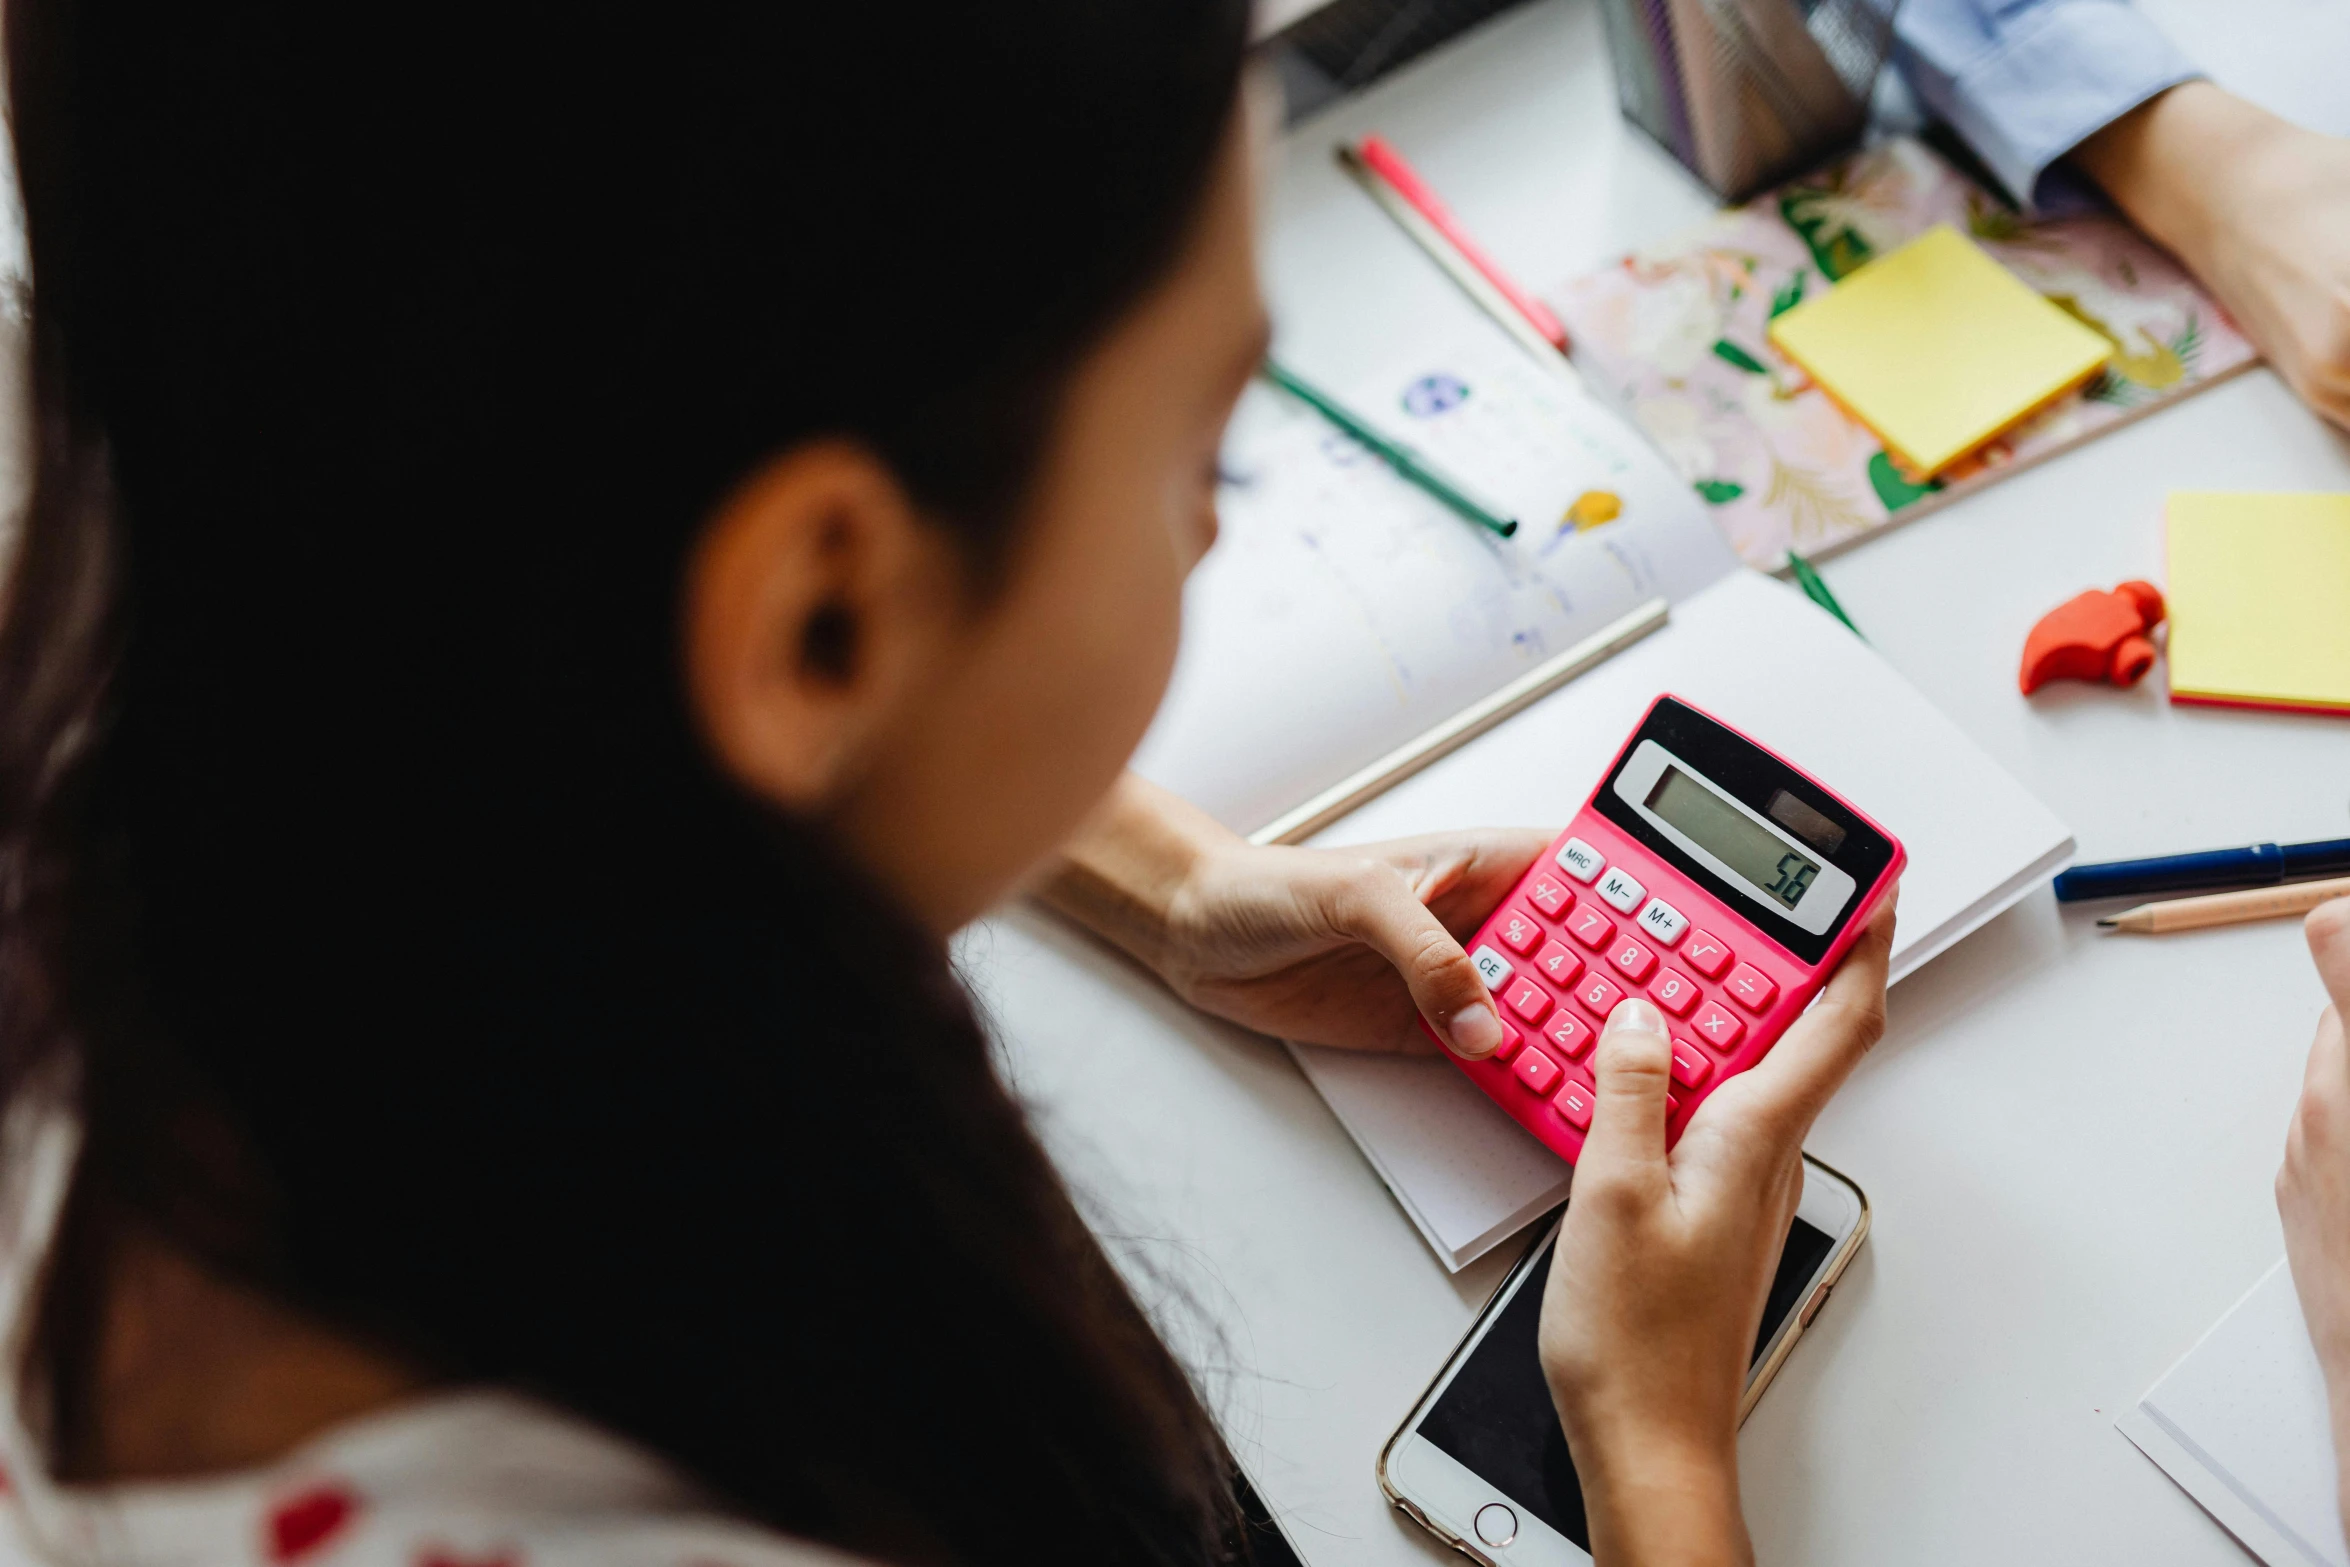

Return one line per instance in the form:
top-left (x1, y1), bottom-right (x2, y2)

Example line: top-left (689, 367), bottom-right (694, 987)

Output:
top-left (1145, 824), bottom-right (1552, 1054)
top-left (1537, 896), bottom-right (1896, 1567)
top-left (2077, 82), bottom-right (2350, 431)
top-left (2274, 897), bottom-right (2350, 1545)
top-left (1039, 771), bottom-right (1547, 1056)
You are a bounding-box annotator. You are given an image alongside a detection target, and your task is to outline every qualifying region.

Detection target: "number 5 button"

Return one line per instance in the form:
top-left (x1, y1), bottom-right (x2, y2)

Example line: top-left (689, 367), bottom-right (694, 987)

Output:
top-left (1575, 972), bottom-right (1626, 1020)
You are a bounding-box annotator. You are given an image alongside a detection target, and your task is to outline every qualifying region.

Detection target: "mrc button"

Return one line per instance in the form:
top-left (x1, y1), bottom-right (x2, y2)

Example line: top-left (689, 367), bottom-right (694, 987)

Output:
top-left (1554, 837), bottom-right (1604, 882)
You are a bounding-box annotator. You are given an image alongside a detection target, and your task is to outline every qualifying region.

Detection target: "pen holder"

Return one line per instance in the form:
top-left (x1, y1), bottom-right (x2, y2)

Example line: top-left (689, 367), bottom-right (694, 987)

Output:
top-left (1598, 0), bottom-right (1899, 201)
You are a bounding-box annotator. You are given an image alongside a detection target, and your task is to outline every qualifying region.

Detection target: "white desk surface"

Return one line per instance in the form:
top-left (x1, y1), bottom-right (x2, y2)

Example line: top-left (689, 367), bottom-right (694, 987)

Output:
top-left (962, 2), bottom-right (2350, 1561)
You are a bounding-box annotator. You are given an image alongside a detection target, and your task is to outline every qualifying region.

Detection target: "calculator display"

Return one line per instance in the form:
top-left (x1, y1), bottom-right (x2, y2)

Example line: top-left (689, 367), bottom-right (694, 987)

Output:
top-left (1644, 766), bottom-right (1821, 911)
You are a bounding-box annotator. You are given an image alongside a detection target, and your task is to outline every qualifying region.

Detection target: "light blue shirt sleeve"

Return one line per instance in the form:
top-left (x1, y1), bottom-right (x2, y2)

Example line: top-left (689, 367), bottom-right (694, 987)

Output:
top-left (1892, 0), bottom-right (2201, 210)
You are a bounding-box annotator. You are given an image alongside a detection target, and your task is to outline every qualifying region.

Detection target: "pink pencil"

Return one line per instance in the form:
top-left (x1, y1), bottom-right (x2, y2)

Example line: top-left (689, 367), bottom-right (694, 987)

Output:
top-left (1346, 134), bottom-right (1570, 355)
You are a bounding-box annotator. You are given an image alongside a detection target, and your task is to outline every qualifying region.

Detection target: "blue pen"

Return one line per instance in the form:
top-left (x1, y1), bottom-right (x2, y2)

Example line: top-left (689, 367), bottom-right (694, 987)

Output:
top-left (2054, 836), bottom-right (2350, 903)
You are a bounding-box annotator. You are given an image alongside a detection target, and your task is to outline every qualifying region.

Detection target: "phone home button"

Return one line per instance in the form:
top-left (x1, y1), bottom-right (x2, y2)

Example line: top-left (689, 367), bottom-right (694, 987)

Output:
top-left (1473, 1502), bottom-right (1518, 1548)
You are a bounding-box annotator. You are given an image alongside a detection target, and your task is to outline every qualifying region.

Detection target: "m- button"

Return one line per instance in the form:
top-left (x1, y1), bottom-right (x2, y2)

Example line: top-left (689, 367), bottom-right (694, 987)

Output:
top-left (1595, 866), bottom-right (1645, 913)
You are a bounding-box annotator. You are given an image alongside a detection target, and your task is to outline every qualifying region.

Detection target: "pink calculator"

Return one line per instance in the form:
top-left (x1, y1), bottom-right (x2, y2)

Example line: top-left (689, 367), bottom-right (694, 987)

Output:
top-left (1437, 695), bottom-right (1905, 1163)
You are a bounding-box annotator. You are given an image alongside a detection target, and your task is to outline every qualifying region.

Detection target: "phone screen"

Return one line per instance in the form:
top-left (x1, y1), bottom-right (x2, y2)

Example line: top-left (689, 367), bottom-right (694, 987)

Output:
top-left (1414, 1216), bottom-right (1835, 1549)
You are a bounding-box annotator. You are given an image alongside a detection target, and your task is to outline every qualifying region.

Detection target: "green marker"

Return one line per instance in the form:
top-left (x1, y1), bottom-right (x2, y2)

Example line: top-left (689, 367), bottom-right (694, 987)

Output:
top-left (1786, 549), bottom-right (1864, 639)
top-left (1261, 358), bottom-right (1518, 539)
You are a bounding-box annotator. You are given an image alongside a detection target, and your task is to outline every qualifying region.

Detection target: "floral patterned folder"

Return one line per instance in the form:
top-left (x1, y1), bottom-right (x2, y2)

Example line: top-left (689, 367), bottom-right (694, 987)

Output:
top-left (1551, 136), bottom-right (2258, 570)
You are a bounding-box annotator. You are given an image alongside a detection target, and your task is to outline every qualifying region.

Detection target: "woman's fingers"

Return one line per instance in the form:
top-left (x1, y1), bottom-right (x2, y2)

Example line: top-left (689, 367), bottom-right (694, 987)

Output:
top-left (1727, 894), bottom-right (1897, 1141)
top-left (1361, 828), bottom-right (1557, 934)
top-left (1578, 998), bottom-right (1676, 1186)
top-left (2308, 898), bottom-right (2350, 1016)
top-left (1320, 860), bottom-right (1506, 1059)
top-left (2293, 1009), bottom-right (2350, 1163)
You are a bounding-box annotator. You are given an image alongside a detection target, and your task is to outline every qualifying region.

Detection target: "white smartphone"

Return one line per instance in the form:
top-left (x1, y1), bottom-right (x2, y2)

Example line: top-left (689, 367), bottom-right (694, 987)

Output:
top-left (1378, 1155), bottom-right (1869, 1566)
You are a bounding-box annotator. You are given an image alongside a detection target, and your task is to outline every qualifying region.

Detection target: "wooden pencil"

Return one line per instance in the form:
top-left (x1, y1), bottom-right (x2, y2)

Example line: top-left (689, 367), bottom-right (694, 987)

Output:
top-left (2097, 874), bottom-right (2350, 934)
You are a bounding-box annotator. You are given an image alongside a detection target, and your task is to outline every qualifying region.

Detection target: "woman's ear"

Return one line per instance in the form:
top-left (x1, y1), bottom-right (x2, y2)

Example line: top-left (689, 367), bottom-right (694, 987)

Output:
top-left (683, 441), bottom-right (962, 810)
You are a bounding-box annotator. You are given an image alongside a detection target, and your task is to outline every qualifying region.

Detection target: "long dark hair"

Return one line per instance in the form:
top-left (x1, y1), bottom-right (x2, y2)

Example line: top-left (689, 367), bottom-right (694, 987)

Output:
top-left (0, 1), bottom-right (1252, 1561)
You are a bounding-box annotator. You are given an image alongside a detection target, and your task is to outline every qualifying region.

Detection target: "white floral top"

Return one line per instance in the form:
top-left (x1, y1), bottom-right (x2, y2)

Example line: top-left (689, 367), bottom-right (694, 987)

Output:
top-left (0, 1082), bottom-right (866, 1567)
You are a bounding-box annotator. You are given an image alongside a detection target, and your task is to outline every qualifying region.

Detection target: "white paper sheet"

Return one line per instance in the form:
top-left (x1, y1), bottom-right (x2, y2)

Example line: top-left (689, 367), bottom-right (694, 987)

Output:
top-left (2119, 1260), bottom-right (2350, 1567)
top-left (1132, 335), bottom-right (1736, 834)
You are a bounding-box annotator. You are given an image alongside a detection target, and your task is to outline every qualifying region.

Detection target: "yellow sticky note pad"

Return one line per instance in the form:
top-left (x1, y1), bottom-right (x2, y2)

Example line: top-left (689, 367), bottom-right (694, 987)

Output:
top-left (1767, 224), bottom-right (2113, 478)
top-left (2166, 491), bottom-right (2350, 715)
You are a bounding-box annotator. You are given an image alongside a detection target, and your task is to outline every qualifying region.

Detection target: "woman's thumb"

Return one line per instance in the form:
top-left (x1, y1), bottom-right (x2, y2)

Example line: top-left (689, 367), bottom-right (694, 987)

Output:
top-left (1579, 998), bottom-right (1674, 1173)
top-left (2309, 897), bottom-right (2350, 1016)
top-left (1326, 863), bottom-right (1506, 1059)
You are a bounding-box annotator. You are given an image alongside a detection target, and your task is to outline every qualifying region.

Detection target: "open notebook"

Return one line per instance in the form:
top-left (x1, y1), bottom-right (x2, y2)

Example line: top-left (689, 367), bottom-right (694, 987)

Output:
top-left (2118, 1260), bottom-right (2349, 1567)
top-left (1129, 329), bottom-right (2073, 1269)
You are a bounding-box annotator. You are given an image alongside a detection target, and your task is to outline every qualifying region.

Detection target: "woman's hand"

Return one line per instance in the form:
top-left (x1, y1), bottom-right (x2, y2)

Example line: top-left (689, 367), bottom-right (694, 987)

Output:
top-left (2275, 898), bottom-right (2350, 1547)
top-left (1537, 898), bottom-right (1896, 1567)
top-left (1039, 772), bottom-right (1548, 1056)
top-left (2077, 82), bottom-right (2350, 431)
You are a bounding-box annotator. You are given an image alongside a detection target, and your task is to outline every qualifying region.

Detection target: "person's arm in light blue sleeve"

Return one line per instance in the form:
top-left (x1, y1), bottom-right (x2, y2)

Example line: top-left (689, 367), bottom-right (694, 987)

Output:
top-left (1891, 0), bottom-right (2350, 430)
top-left (1893, 0), bottom-right (2198, 211)
top-left (2073, 83), bottom-right (2350, 429)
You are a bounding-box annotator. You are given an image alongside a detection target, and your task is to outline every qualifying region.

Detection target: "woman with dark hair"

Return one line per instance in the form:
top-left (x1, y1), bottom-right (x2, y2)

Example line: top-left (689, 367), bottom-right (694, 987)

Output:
top-left (0, 0), bottom-right (1894, 1563)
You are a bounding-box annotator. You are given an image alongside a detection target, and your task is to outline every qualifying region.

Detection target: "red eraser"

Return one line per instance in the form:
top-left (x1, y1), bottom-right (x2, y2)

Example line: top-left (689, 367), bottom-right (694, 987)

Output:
top-left (2019, 580), bottom-right (2167, 694)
